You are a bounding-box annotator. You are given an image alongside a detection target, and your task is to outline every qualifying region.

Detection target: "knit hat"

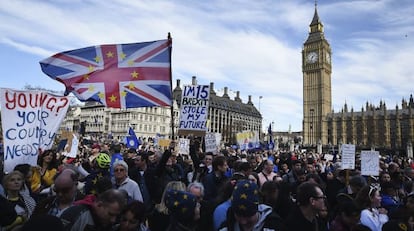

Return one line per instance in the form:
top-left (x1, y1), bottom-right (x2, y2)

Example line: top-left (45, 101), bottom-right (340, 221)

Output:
top-left (113, 160), bottom-right (128, 172)
top-left (166, 190), bottom-right (197, 223)
top-left (231, 180), bottom-right (259, 217)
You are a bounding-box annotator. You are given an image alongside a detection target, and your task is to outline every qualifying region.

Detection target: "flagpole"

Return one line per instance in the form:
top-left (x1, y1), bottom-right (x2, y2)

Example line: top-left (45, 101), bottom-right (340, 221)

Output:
top-left (168, 32), bottom-right (175, 141)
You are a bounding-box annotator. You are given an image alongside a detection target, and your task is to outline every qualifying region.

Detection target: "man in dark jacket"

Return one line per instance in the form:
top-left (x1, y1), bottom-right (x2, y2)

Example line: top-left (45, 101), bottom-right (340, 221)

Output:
top-left (286, 182), bottom-right (328, 231)
top-left (32, 169), bottom-right (84, 217)
top-left (60, 189), bottom-right (126, 231)
top-left (202, 155), bottom-right (228, 202)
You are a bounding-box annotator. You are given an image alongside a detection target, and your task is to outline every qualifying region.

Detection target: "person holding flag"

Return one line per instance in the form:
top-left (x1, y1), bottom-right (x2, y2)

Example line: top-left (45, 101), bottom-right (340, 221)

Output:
top-left (126, 126), bottom-right (140, 150)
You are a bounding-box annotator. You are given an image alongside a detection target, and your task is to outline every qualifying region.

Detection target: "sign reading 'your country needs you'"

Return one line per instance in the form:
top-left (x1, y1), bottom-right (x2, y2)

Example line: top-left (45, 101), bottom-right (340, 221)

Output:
top-left (178, 85), bottom-right (210, 136)
top-left (0, 88), bottom-right (70, 173)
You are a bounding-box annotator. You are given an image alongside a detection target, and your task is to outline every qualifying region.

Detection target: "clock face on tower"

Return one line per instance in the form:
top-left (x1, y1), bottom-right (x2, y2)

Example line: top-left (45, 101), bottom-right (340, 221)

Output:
top-left (306, 51), bottom-right (318, 64)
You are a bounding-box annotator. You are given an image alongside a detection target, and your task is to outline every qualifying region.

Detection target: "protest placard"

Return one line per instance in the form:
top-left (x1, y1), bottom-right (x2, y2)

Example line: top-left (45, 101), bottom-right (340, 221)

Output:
top-left (360, 150), bottom-right (380, 176)
top-left (178, 85), bottom-right (210, 136)
top-left (341, 144), bottom-right (355, 170)
top-left (205, 132), bottom-right (218, 154)
top-left (178, 138), bottom-right (189, 155)
top-left (0, 88), bottom-right (70, 173)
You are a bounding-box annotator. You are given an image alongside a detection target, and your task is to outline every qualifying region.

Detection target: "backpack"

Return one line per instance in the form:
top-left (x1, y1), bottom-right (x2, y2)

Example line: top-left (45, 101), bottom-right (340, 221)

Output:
top-left (60, 204), bottom-right (90, 231)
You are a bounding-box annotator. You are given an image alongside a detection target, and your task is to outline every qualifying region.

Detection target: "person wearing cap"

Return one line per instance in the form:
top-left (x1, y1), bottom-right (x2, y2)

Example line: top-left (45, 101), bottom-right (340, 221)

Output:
top-left (218, 180), bottom-right (286, 231)
top-left (83, 153), bottom-right (111, 195)
top-left (112, 160), bottom-right (143, 202)
top-left (165, 189), bottom-right (201, 231)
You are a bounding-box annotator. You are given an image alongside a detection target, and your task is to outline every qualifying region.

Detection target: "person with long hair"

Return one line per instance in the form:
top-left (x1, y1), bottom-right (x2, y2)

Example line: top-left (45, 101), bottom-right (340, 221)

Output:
top-left (31, 149), bottom-right (58, 194)
top-left (354, 185), bottom-right (389, 231)
top-left (147, 181), bottom-right (186, 231)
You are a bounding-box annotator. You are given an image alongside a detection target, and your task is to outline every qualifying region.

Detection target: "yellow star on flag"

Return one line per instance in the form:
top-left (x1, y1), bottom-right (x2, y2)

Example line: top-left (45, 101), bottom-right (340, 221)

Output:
top-left (174, 201), bottom-right (179, 207)
top-left (88, 65), bottom-right (94, 72)
top-left (83, 74), bottom-right (89, 80)
top-left (131, 70), bottom-right (139, 78)
top-left (183, 194), bottom-right (188, 200)
top-left (98, 92), bottom-right (105, 99)
top-left (239, 205), bottom-right (246, 210)
top-left (94, 56), bottom-right (101, 63)
top-left (109, 95), bottom-right (117, 102)
top-left (120, 91), bottom-right (127, 97)
top-left (244, 183), bottom-right (250, 188)
top-left (88, 85), bottom-right (94, 92)
top-left (240, 193), bottom-right (247, 199)
top-left (128, 60), bottom-right (134, 66)
top-left (128, 83), bottom-right (135, 90)
top-left (119, 52), bottom-right (126, 60)
top-left (106, 51), bottom-right (114, 58)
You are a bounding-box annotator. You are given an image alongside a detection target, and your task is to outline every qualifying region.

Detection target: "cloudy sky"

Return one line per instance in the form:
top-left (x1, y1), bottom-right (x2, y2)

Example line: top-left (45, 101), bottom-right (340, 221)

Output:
top-left (0, 0), bottom-right (413, 132)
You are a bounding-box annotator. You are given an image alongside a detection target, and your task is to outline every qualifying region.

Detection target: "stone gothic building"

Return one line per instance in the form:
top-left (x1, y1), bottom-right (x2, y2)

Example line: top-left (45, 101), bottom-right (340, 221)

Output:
top-left (302, 5), bottom-right (414, 153)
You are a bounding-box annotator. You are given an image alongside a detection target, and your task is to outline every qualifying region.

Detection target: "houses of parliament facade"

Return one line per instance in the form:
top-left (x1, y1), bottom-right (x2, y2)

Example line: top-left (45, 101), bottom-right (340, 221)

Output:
top-left (302, 6), bottom-right (414, 154)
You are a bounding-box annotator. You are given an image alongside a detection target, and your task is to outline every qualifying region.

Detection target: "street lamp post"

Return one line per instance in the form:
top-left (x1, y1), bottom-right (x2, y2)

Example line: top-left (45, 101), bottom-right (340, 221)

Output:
top-left (310, 108), bottom-right (314, 147)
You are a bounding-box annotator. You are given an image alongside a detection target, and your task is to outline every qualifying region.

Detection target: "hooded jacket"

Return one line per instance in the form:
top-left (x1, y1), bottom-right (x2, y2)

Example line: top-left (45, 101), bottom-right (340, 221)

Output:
top-left (219, 204), bottom-right (286, 231)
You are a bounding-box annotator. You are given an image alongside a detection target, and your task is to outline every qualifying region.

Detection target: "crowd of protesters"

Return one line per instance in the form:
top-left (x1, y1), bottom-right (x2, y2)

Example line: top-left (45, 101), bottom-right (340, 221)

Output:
top-left (1, 136), bottom-right (414, 231)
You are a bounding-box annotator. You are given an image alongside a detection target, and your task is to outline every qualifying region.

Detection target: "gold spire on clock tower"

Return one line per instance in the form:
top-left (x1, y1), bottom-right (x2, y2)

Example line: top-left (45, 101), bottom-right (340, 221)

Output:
top-left (302, 3), bottom-right (332, 147)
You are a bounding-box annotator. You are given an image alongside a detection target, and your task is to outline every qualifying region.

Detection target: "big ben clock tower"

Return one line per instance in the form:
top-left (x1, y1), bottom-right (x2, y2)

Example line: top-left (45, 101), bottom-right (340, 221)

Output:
top-left (302, 3), bottom-right (332, 146)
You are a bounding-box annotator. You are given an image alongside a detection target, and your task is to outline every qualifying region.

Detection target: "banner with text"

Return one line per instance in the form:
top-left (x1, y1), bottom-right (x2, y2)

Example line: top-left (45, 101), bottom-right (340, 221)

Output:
top-left (0, 88), bottom-right (70, 173)
top-left (178, 85), bottom-right (210, 135)
top-left (236, 131), bottom-right (259, 150)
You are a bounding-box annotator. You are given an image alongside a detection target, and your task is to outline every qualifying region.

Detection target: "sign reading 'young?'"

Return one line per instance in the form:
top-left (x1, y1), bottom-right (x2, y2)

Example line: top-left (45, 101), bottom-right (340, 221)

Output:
top-left (178, 85), bottom-right (210, 134)
top-left (0, 88), bottom-right (70, 173)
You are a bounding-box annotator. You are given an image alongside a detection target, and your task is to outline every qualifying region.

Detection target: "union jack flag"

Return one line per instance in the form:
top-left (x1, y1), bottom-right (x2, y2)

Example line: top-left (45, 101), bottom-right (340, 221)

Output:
top-left (40, 39), bottom-right (172, 108)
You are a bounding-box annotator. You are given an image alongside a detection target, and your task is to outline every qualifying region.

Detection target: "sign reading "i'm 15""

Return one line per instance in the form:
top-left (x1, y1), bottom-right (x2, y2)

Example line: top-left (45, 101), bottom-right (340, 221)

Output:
top-left (178, 85), bottom-right (210, 135)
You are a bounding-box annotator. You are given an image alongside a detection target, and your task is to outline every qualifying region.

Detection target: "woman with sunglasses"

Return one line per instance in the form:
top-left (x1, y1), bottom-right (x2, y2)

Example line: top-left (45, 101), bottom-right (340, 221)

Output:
top-left (354, 185), bottom-right (389, 231)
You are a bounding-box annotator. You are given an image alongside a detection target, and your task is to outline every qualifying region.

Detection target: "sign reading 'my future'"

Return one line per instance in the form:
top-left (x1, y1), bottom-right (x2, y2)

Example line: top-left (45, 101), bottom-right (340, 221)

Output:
top-left (0, 88), bottom-right (70, 173)
top-left (178, 85), bottom-right (210, 135)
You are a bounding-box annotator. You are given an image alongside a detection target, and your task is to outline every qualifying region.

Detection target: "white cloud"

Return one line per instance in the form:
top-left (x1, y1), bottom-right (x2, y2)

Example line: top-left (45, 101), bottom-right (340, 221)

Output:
top-left (0, 0), bottom-right (413, 132)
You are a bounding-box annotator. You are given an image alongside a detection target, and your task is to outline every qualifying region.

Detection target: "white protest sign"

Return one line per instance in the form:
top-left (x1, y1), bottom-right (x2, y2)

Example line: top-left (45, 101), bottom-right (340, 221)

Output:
top-left (205, 132), bottom-right (218, 154)
top-left (341, 144), bottom-right (355, 170)
top-left (178, 138), bottom-right (190, 155)
top-left (62, 133), bottom-right (79, 158)
top-left (0, 88), bottom-right (70, 173)
top-left (324, 154), bottom-right (334, 161)
top-left (178, 85), bottom-right (210, 134)
top-left (360, 150), bottom-right (380, 176)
